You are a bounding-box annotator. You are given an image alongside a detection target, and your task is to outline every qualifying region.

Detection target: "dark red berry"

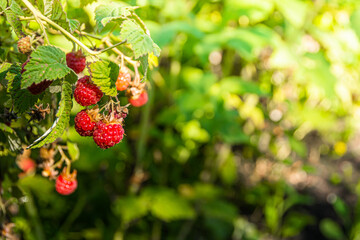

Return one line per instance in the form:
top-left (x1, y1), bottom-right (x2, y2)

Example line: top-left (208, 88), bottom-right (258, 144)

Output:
top-left (74, 110), bottom-right (96, 136)
top-left (27, 80), bottom-right (53, 95)
top-left (129, 91), bottom-right (148, 107)
top-left (116, 68), bottom-right (131, 91)
top-left (66, 50), bottom-right (86, 74)
top-left (121, 112), bottom-right (127, 119)
top-left (22, 60), bottom-right (53, 95)
top-left (55, 170), bottom-right (77, 195)
top-left (93, 121), bottom-right (124, 149)
top-left (74, 76), bottom-right (103, 106)
top-left (18, 36), bottom-right (31, 54)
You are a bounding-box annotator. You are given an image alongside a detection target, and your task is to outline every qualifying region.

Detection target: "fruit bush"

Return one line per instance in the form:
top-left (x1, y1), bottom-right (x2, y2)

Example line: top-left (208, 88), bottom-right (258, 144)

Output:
top-left (3, 0), bottom-right (360, 239)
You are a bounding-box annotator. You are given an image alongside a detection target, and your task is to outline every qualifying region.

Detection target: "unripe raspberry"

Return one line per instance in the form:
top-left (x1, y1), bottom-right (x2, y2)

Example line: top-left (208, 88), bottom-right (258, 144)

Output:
top-left (93, 121), bottom-right (124, 149)
top-left (116, 68), bottom-right (131, 91)
top-left (18, 36), bottom-right (32, 54)
top-left (21, 59), bottom-right (53, 95)
top-left (129, 91), bottom-right (148, 107)
top-left (17, 157), bottom-right (36, 173)
top-left (74, 76), bottom-right (103, 106)
top-left (55, 169), bottom-right (78, 195)
top-left (66, 50), bottom-right (86, 74)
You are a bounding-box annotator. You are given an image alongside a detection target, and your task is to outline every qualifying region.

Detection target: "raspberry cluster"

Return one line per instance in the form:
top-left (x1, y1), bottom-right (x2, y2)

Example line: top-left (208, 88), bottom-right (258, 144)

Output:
top-left (115, 67), bottom-right (149, 107)
top-left (74, 105), bottom-right (127, 149)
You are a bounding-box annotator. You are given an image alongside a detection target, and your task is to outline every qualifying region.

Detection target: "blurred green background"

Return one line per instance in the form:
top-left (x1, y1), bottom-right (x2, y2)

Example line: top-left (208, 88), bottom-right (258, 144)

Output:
top-left (6, 0), bottom-right (360, 239)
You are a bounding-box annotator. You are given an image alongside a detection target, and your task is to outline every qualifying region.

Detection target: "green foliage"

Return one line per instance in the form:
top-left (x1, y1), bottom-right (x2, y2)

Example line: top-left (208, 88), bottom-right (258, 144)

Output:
top-left (4, 9), bottom-right (23, 37)
top-left (67, 141), bottom-right (79, 161)
top-left (48, 0), bottom-right (79, 33)
top-left (28, 80), bottom-right (73, 148)
top-left (3, 0), bottom-right (360, 239)
top-left (320, 219), bottom-right (346, 240)
top-left (94, 3), bottom-right (136, 32)
top-left (21, 46), bottom-right (71, 88)
top-left (142, 187), bottom-right (195, 221)
top-left (120, 19), bottom-right (161, 59)
top-left (89, 60), bottom-right (119, 96)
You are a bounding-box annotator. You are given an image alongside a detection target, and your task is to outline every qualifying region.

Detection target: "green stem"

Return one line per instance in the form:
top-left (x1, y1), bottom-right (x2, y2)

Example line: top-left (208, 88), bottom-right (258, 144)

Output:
top-left (58, 195), bottom-right (87, 235)
top-left (20, 0), bottom-right (49, 44)
top-left (24, 192), bottom-right (45, 240)
top-left (151, 220), bottom-right (162, 240)
top-left (21, 0), bottom-right (126, 56)
top-left (136, 75), bottom-right (154, 162)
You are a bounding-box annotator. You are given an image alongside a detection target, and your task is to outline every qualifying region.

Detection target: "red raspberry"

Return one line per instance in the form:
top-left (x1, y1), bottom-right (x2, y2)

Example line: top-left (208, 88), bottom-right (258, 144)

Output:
top-left (22, 59), bottom-right (53, 95)
top-left (116, 68), bottom-right (131, 91)
top-left (93, 121), bottom-right (124, 149)
top-left (74, 110), bottom-right (96, 136)
top-left (66, 50), bottom-right (86, 74)
top-left (18, 36), bottom-right (31, 54)
top-left (55, 170), bottom-right (78, 195)
top-left (74, 76), bottom-right (103, 106)
top-left (129, 91), bottom-right (148, 107)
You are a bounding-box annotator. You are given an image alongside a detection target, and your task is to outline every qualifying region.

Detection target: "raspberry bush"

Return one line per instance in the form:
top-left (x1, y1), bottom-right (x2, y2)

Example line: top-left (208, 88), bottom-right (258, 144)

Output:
top-left (0, 0), bottom-right (159, 235)
top-left (3, 0), bottom-right (360, 240)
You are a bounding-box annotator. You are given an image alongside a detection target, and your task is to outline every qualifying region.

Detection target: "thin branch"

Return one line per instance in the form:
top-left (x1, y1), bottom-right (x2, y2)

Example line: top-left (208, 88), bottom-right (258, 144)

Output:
top-left (21, 0), bottom-right (126, 56)
top-left (104, 38), bottom-right (138, 67)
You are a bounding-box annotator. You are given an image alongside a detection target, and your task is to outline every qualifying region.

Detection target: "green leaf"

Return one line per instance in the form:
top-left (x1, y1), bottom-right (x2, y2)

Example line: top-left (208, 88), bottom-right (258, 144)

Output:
top-left (94, 3), bottom-right (136, 32)
top-left (80, 0), bottom-right (97, 7)
top-left (319, 219), bottom-right (346, 240)
top-left (113, 196), bottom-right (148, 223)
top-left (217, 77), bottom-right (267, 96)
top-left (120, 19), bottom-right (161, 59)
top-left (274, 0), bottom-right (307, 27)
top-left (4, 9), bottom-right (24, 37)
top-left (43, 0), bottom-right (53, 16)
top-left (0, 62), bottom-right (14, 86)
top-left (69, 19), bottom-right (80, 32)
top-left (9, 0), bottom-right (25, 16)
top-left (13, 90), bottom-right (45, 113)
top-left (89, 61), bottom-right (119, 96)
top-left (0, 123), bottom-right (15, 134)
top-left (139, 54), bottom-right (148, 80)
top-left (21, 46), bottom-right (70, 88)
top-left (64, 70), bottom-right (78, 84)
top-left (28, 81), bottom-right (73, 149)
top-left (0, 123), bottom-right (22, 153)
top-left (0, 0), bottom-right (7, 10)
top-left (67, 141), bottom-right (79, 161)
top-left (202, 199), bottom-right (238, 222)
top-left (141, 187), bottom-right (195, 221)
top-left (47, 0), bottom-right (75, 33)
top-left (6, 70), bottom-right (44, 113)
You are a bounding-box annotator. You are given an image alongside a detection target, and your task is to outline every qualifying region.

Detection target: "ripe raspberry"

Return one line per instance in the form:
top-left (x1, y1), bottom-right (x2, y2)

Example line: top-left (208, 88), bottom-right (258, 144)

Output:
top-left (129, 91), bottom-right (148, 107)
top-left (74, 76), bottom-right (103, 106)
top-left (116, 68), bottom-right (131, 91)
top-left (66, 50), bottom-right (86, 74)
top-left (22, 59), bottom-right (53, 95)
top-left (93, 121), bottom-right (124, 149)
top-left (74, 110), bottom-right (97, 136)
top-left (55, 169), bottom-right (78, 195)
top-left (18, 36), bottom-right (31, 54)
